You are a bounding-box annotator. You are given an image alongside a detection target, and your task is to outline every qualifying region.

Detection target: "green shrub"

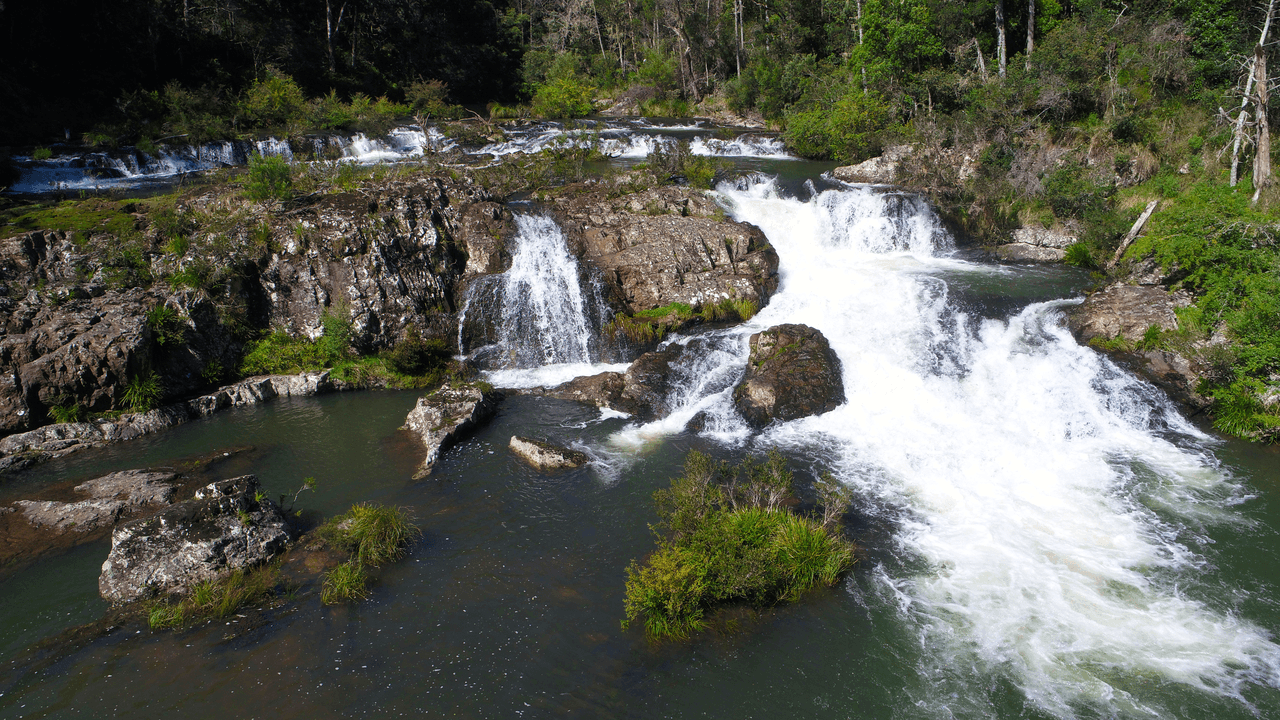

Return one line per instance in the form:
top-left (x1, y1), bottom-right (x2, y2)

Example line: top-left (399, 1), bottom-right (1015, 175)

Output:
top-left (245, 153), bottom-right (294, 202)
top-left (1063, 242), bottom-right (1100, 270)
top-left (784, 91), bottom-right (891, 162)
top-left (146, 304), bottom-right (184, 346)
top-left (623, 451), bottom-right (856, 639)
top-left (241, 71), bottom-right (307, 129)
top-left (32, 147), bottom-right (53, 161)
top-left (48, 401), bottom-right (85, 424)
top-left (386, 326), bottom-right (450, 375)
top-left (1041, 162), bottom-right (1114, 220)
top-left (531, 77), bottom-right (596, 119)
top-left (327, 503), bottom-right (420, 566)
top-left (123, 371), bottom-right (162, 412)
top-left (406, 79), bottom-right (465, 119)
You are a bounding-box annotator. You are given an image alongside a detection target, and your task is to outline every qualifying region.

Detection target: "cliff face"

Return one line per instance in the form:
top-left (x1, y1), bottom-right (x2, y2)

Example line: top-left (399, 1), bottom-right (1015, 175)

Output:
top-left (0, 176), bottom-right (514, 435)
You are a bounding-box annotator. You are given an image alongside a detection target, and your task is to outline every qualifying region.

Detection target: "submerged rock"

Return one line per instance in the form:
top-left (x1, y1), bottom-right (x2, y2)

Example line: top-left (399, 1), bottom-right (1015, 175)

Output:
top-left (98, 475), bottom-right (293, 603)
top-left (733, 324), bottom-right (845, 428)
top-left (508, 436), bottom-right (588, 470)
top-left (15, 470), bottom-right (177, 533)
top-left (403, 382), bottom-right (504, 478)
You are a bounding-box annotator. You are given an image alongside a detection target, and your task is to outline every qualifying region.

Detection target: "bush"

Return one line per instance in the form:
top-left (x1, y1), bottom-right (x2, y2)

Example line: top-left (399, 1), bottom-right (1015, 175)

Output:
top-left (241, 71), bottom-right (308, 129)
top-left (623, 451), bottom-right (856, 639)
top-left (1041, 162), bottom-right (1114, 220)
top-left (784, 90), bottom-right (891, 162)
top-left (319, 503), bottom-right (420, 605)
top-left (245, 153), bottom-right (294, 202)
top-left (405, 80), bottom-right (465, 119)
top-left (123, 371), bottom-right (162, 412)
top-left (531, 78), bottom-right (596, 119)
top-left (386, 326), bottom-right (450, 375)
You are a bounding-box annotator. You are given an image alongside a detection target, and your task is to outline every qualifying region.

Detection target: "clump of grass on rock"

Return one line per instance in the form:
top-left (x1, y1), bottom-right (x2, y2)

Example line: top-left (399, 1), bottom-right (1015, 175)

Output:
top-left (623, 451), bottom-right (855, 640)
top-left (319, 503), bottom-right (420, 604)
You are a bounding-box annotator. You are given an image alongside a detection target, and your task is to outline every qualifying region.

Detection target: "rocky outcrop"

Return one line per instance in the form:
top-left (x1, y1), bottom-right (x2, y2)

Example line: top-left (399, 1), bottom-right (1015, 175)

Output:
top-left (0, 371), bottom-right (337, 474)
top-left (508, 436), bottom-right (588, 469)
top-left (250, 178), bottom-right (514, 351)
top-left (994, 227), bottom-right (1078, 262)
top-left (98, 475), bottom-right (293, 603)
top-left (1066, 283), bottom-right (1211, 409)
top-left (733, 324), bottom-right (844, 427)
top-left (1066, 284), bottom-right (1187, 343)
top-left (15, 470), bottom-right (177, 533)
top-left (0, 177), bottom-right (513, 438)
top-left (833, 146), bottom-right (913, 185)
top-left (403, 382), bottom-right (504, 478)
top-left (550, 186), bottom-right (779, 314)
top-left (526, 342), bottom-right (699, 420)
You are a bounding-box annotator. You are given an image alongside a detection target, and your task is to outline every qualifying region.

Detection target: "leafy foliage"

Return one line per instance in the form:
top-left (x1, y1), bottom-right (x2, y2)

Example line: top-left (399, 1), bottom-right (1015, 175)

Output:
top-left (623, 451), bottom-right (855, 639)
top-left (531, 77), bottom-right (596, 118)
top-left (245, 154), bottom-right (294, 202)
top-left (123, 371), bottom-right (162, 412)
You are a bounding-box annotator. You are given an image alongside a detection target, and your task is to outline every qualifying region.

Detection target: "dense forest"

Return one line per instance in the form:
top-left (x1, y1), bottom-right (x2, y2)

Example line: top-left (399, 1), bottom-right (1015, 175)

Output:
top-left (0, 1), bottom-right (1263, 149)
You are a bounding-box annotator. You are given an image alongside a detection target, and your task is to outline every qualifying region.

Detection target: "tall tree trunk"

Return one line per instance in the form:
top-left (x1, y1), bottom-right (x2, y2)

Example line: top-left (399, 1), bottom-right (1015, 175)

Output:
top-left (1254, 43), bottom-right (1272, 204)
top-left (1025, 0), bottom-right (1034, 70)
top-left (975, 39), bottom-right (988, 81)
top-left (996, 0), bottom-right (1007, 78)
top-left (326, 0), bottom-right (346, 74)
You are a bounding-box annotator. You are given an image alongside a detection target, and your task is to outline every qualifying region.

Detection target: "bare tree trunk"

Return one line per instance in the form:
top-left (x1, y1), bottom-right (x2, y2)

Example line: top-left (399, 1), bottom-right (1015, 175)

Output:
top-left (1232, 0), bottom-right (1276, 186)
top-left (856, 0), bottom-right (867, 92)
top-left (1026, 0), bottom-right (1035, 70)
top-left (974, 38), bottom-right (989, 80)
top-left (996, 0), bottom-right (1007, 78)
top-left (1254, 43), bottom-right (1272, 204)
top-left (326, 0), bottom-right (346, 74)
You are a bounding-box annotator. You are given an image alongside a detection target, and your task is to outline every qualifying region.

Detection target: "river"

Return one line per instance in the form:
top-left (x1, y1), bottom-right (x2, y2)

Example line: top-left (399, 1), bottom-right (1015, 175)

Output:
top-left (1, 123), bottom-right (1278, 719)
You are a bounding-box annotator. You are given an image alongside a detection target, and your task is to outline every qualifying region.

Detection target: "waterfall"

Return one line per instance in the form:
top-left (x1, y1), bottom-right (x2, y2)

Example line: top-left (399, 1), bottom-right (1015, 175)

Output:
top-left (460, 214), bottom-right (621, 387)
top-left (613, 176), bottom-right (1280, 718)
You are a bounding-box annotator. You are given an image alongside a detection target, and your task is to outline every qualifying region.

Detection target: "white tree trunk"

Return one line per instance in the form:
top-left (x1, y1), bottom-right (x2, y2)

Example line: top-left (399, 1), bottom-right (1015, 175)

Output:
top-left (996, 0), bottom-right (1007, 78)
top-left (1231, 0), bottom-right (1275, 187)
top-left (1254, 43), bottom-right (1272, 203)
top-left (1026, 0), bottom-right (1035, 70)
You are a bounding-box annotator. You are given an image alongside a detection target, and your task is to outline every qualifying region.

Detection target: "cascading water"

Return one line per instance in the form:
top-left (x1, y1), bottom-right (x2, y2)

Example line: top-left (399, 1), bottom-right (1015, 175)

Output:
top-left (460, 214), bottom-right (623, 387)
top-left (614, 175), bottom-right (1280, 718)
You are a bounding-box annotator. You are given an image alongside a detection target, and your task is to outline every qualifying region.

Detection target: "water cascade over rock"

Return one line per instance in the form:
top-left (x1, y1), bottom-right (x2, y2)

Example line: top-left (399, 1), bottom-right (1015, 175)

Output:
top-left (608, 176), bottom-right (1280, 717)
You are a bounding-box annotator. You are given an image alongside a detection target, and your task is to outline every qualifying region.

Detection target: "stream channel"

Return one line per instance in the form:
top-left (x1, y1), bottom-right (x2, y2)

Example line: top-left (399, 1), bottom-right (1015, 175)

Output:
top-left (3, 121), bottom-right (1280, 719)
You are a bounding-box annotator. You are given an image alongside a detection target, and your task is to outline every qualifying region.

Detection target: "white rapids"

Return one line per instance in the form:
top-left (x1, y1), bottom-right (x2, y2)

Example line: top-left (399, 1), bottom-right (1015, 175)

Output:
top-left (608, 175), bottom-right (1280, 718)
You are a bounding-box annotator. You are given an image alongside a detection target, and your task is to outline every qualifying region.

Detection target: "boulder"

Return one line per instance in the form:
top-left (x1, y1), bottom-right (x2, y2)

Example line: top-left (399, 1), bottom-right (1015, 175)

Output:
top-left (508, 436), bottom-right (589, 470)
top-left (98, 475), bottom-right (293, 603)
top-left (403, 382), bottom-right (504, 478)
top-left (733, 324), bottom-right (845, 428)
top-left (832, 146), bottom-right (913, 184)
top-left (994, 243), bottom-right (1067, 262)
top-left (1011, 227), bottom-right (1077, 249)
top-left (530, 371), bottom-right (628, 411)
top-left (15, 470), bottom-right (177, 533)
top-left (550, 186), bottom-right (779, 314)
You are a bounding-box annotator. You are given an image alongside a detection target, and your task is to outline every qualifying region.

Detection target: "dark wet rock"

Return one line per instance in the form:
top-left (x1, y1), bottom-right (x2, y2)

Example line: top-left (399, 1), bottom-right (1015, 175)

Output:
top-left (1066, 283), bottom-right (1187, 343)
top-left (508, 436), bottom-right (588, 470)
top-left (0, 372), bottom-right (337, 474)
top-left (619, 345), bottom-right (687, 418)
top-left (14, 470), bottom-right (177, 533)
top-left (98, 475), bottom-right (293, 604)
top-left (733, 324), bottom-right (844, 428)
top-left (403, 382), bottom-right (504, 478)
top-left (530, 371), bottom-right (628, 410)
top-left (550, 186), bottom-right (779, 315)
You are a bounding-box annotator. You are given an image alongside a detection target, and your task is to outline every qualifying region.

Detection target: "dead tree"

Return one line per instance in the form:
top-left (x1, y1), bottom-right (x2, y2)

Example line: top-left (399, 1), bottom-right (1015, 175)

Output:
top-left (996, 0), bottom-right (1007, 78)
top-left (1026, 0), bottom-right (1035, 70)
top-left (1230, 0), bottom-right (1276, 188)
top-left (1254, 42), bottom-right (1272, 204)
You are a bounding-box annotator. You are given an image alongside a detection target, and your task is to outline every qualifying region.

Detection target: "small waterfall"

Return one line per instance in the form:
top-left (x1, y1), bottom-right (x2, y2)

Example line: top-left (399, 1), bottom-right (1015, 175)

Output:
top-left (460, 214), bottom-right (616, 386)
